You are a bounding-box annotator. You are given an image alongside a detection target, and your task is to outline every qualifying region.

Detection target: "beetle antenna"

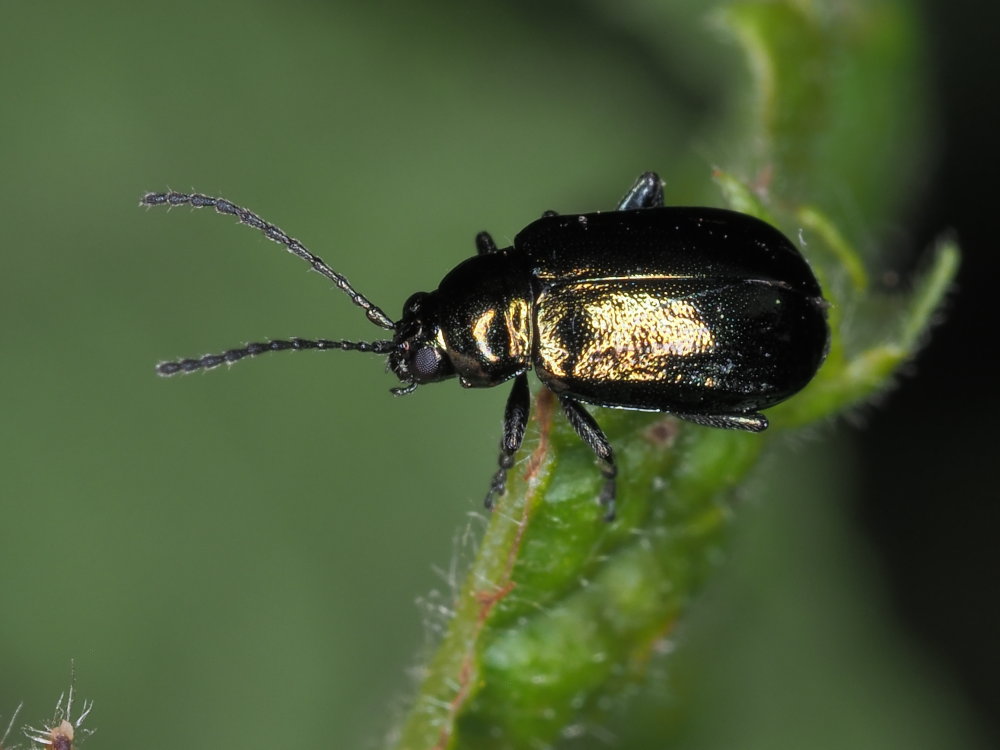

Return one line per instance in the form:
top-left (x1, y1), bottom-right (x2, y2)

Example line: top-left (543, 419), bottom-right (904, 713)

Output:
top-left (157, 337), bottom-right (394, 376)
top-left (141, 191), bottom-right (396, 331)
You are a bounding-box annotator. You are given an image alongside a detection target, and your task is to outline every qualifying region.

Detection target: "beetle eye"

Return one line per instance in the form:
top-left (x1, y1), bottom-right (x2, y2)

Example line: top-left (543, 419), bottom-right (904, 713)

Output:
top-left (412, 345), bottom-right (444, 379)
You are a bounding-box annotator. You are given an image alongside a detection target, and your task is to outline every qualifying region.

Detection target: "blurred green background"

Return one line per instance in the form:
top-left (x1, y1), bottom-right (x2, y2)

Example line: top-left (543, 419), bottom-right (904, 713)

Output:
top-left (1, 1), bottom-right (996, 748)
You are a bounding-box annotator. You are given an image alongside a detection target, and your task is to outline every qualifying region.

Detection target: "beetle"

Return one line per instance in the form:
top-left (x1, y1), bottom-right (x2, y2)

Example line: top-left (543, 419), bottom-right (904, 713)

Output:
top-left (143, 172), bottom-right (829, 521)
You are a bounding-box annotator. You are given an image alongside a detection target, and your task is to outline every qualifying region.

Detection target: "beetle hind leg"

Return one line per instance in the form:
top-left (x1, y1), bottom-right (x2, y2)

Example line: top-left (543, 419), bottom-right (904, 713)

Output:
top-left (673, 411), bottom-right (769, 432)
top-left (617, 172), bottom-right (664, 211)
top-left (559, 396), bottom-right (618, 522)
top-left (483, 373), bottom-right (531, 511)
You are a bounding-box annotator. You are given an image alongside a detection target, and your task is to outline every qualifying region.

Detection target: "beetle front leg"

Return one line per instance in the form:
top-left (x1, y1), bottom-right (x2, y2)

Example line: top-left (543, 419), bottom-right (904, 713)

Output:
top-left (559, 396), bottom-right (618, 521)
top-left (484, 373), bottom-right (531, 511)
top-left (617, 172), bottom-right (664, 211)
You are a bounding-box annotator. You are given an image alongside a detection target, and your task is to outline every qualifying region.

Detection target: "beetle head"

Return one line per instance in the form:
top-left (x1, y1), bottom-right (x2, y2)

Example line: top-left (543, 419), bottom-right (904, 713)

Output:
top-left (387, 291), bottom-right (455, 394)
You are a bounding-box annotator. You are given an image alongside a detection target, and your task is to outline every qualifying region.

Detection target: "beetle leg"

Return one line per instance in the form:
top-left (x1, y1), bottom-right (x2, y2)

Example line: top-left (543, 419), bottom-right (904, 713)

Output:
top-left (559, 396), bottom-right (618, 521)
top-left (484, 373), bottom-right (531, 511)
top-left (673, 412), bottom-right (768, 432)
top-left (541, 209), bottom-right (559, 218)
top-left (475, 231), bottom-right (499, 255)
top-left (617, 172), bottom-right (664, 211)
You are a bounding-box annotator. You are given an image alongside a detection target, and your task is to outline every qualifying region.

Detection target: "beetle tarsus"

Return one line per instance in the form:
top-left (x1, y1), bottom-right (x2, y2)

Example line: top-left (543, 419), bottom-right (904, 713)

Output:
top-left (673, 411), bottom-right (769, 432)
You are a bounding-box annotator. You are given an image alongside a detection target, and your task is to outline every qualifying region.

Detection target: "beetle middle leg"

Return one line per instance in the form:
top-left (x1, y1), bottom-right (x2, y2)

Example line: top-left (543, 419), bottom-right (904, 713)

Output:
top-left (617, 172), bottom-right (664, 211)
top-left (559, 396), bottom-right (618, 521)
top-left (484, 373), bottom-right (531, 510)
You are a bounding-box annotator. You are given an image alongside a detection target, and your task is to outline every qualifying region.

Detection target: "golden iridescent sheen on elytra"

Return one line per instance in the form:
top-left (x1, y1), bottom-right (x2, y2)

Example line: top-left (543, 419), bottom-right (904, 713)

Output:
top-left (536, 282), bottom-right (716, 382)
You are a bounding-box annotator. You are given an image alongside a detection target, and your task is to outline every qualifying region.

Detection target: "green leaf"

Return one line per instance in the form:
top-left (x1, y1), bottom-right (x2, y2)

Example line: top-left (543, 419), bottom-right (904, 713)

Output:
top-left (390, 2), bottom-right (958, 748)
